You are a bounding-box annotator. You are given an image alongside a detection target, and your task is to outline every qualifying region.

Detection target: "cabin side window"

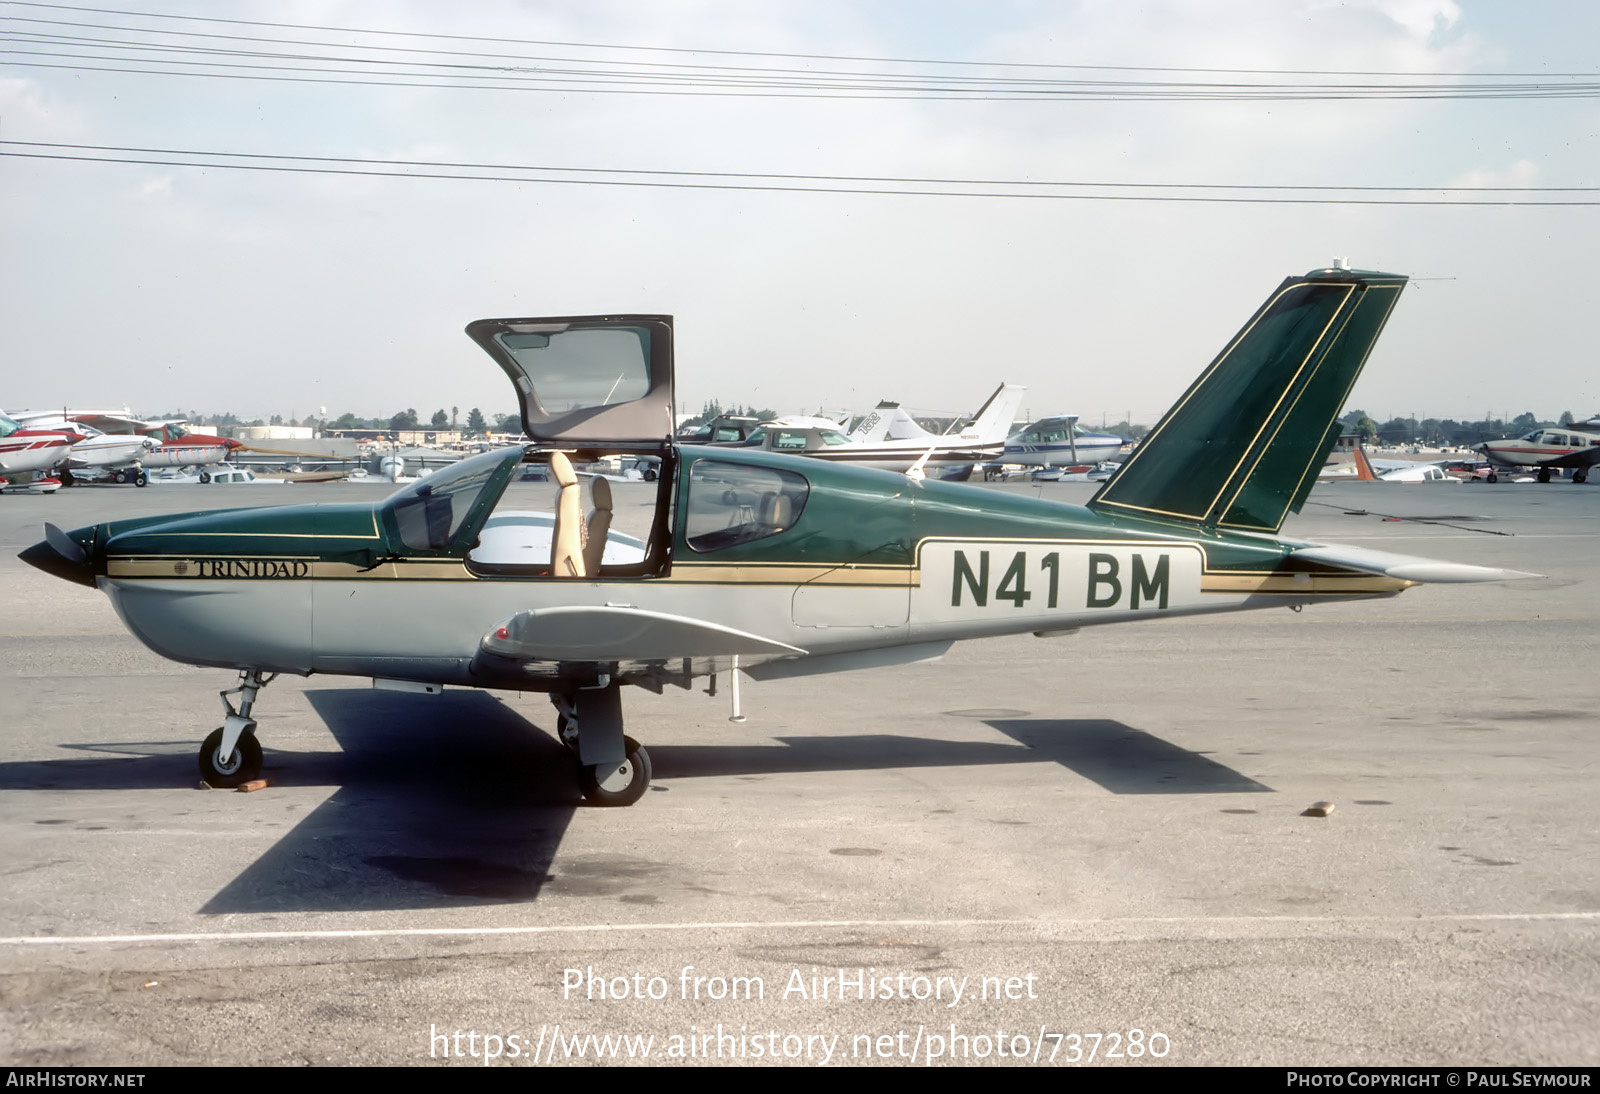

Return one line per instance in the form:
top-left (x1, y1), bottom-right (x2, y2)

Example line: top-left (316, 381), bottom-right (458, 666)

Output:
top-left (685, 461), bottom-right (809, 552)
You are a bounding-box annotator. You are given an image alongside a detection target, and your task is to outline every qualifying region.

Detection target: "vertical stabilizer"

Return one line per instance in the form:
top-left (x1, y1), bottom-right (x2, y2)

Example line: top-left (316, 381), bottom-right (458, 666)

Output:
top-left (849, 402), bottom-right (898, 443)
top-left (961, 383), bottom-right (1028, 443)
top-left (1088, 267), bottom-right (1406, 533)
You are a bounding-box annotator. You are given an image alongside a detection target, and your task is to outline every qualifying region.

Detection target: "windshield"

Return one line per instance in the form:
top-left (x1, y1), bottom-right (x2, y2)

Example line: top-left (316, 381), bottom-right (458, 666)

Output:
top-left (384, 446), bottom-right (521, 552)
top-left (0, 414), bottom-right (19, 438)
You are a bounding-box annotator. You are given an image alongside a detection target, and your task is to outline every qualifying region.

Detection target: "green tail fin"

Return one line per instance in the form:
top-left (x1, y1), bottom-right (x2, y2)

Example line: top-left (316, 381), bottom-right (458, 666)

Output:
top-left (1088, 266), bottom-right (1406, 533)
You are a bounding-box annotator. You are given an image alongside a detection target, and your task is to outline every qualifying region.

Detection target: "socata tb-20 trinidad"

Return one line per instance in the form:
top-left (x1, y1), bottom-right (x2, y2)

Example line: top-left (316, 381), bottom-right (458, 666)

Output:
top-left (21, 265), bottom-right (1528, 806)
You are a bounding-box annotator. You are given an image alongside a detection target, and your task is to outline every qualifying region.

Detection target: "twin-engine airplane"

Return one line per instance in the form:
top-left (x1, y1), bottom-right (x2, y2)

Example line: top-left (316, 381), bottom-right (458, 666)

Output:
top-left (21, 266), bottom-right (1529, 806)
top-left (1472, 425), bottom-right (1600, 483)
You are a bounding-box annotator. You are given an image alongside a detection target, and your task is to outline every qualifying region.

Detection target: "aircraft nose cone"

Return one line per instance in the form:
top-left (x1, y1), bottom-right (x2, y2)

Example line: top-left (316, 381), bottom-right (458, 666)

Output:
top-left (18, 525), bottom-right (98, 588)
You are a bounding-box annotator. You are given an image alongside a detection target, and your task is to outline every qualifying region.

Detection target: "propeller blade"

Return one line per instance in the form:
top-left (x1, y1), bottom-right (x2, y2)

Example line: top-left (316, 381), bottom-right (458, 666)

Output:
top-left (44, 522), bottom-right (86, 564)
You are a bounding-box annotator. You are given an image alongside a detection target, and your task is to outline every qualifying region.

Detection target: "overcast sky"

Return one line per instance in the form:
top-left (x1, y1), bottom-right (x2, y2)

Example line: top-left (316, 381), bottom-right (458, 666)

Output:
top-left (2, 0), bottom-right (1596, 429)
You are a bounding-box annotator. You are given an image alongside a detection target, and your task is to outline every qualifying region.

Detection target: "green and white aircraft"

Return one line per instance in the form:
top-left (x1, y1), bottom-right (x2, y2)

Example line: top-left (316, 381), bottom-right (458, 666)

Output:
top-left (21, 265), bottom-right (1528, 806)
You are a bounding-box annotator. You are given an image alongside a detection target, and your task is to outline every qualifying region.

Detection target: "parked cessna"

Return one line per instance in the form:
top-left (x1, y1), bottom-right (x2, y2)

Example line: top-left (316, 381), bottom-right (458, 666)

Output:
top-left (1472, 426), bottom-right (1600, 483)
top-left (1002, 415), bottom-right (1128, 469)
top-left (9, 411), bottom-right (159, 485)
top-left (22, 266), bottom-right (1530, 807)
top-left (0, 411), bottom-right (76, 492)
top-left (41, 411), bottom-right (245, 476)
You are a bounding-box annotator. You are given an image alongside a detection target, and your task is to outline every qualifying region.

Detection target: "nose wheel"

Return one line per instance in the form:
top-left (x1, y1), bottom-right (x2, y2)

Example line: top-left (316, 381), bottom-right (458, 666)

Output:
top-left (199, 726), bottom-right (262, 787)
top-left (197, 669), bottom-right (275, 787)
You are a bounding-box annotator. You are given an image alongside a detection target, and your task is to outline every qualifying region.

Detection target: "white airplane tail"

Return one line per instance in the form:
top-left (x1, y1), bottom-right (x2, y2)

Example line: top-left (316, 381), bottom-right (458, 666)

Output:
top-left (960, 383), bottom-right (1027, 443)
top-left (883, 405), bottom-right (933, 441)
top-left (847, 403), bottom-right (898, 443)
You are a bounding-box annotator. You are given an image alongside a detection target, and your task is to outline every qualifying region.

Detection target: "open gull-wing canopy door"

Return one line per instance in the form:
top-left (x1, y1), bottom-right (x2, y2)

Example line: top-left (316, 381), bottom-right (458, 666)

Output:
top-left (465, 315), bottom-right (675, 444)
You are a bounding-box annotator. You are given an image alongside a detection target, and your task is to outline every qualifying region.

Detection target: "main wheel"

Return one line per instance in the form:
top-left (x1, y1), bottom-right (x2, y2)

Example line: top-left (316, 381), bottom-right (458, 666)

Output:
top-left (199, 727), bottom-right (262, 787)
top-left (199, 471), bottom-right (211, 484)
top-left (1486, 472), bottom-right (1498, 483)
top-left (135, 470), bottom-right (148, 487)
top-left (1538, 467), bottom-right (1551, 483)
top-left (1576, 470), bottom-right (1588, 484)
top-left (578, 735), bottom-right (651, 807)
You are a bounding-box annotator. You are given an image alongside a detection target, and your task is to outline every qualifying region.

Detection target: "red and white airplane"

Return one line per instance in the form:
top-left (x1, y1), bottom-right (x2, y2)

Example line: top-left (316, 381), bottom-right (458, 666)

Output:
top-left (10, 411), bottom-right (159, 484)
top-left (21, 410), bottom-right (244, 481)
top-left (0, 411), bottom-right (77, 493)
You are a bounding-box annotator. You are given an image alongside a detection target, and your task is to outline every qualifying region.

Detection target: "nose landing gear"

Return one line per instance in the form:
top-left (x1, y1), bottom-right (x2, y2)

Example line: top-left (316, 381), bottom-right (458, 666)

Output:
top-left (198, 669), bottom-right (276, 787)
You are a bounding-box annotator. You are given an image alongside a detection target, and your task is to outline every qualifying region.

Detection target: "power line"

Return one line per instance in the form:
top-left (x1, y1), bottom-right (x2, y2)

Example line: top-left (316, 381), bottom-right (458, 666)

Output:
top-left (5, 141), bottom-right (1591, 193)
top-left (3, 3), bottom-right (1597, 102)
top-left (4, 1), bottom-right (1595, 78)
top-left (3, 141), bottom-right (1592, 205)
top-left (5, 54), bottom-right (1594, 101)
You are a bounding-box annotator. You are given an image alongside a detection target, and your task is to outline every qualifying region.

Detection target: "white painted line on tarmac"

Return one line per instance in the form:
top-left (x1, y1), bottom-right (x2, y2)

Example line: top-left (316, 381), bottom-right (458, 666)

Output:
top-left (4, 911), bottom-right (1597, 947)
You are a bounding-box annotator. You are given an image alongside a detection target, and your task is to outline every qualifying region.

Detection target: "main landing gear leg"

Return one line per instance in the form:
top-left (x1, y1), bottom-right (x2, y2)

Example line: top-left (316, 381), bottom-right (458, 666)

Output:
top-left (199, 669), bottom-right (276, 787)
top-left (552, 681), bottom-right (652, 807)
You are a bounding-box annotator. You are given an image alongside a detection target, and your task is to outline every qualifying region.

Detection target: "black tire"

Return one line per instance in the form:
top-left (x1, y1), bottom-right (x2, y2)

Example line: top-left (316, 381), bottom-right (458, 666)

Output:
top-left (1486, 472), bottom-right (1498, 483)
top-left (1576, 470), bottom-right (1588, 484)
top-left (135, 470), bottom-right (148, 487)
top-left (1538, 467), bottom-right (1551, 483)
top-left (199, 727), bottom-right (262, 787)
top-left (577, 736), bottom-right (651, 807)
top-left (199, 471), bottom-right (211, 484)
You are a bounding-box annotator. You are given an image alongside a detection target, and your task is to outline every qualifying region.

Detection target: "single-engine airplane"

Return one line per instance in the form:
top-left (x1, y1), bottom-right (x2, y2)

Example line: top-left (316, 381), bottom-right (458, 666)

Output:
top-left (21, 266), bottom-right (1530, 806)
top-left (1001, 415), bottom-right (1128, 469)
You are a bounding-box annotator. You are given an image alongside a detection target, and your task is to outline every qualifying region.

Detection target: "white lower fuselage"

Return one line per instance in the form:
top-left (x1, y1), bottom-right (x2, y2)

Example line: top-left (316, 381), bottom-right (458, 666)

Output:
top-left (0, 434), bottom-right (72, 476)
top-left (67, 435), bottom-right (156, 469)
top-left (141, 442), bottom-right (237, 469)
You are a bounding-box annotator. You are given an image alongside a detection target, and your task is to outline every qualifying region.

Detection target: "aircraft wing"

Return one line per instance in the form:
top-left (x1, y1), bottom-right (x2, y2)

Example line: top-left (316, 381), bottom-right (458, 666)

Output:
top-left (1291, 544), bottom-right (1537, 583)
top-left (481, 606), bottom-right (808, 662)
top-left (70, 411), bottom-right (149, 434)
top-left (1539, 447), bottom-right (1600, 470)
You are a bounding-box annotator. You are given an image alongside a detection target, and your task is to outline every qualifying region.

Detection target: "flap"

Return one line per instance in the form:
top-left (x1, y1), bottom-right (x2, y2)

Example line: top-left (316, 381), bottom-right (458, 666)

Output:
top-left (481, 606), bottom-right (807, 662)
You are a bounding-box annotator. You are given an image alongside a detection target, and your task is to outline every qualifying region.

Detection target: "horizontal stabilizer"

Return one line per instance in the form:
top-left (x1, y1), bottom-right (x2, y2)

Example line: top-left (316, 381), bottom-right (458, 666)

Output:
top-left (1292, 544), bottom-right (1538, 584)
top-left (482, 605), bottom-right (808, 662)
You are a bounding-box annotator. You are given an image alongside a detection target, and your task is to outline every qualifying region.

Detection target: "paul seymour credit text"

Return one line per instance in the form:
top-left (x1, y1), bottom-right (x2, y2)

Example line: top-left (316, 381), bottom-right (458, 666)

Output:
top-left (427, 965), bottom-right (1170, 1065)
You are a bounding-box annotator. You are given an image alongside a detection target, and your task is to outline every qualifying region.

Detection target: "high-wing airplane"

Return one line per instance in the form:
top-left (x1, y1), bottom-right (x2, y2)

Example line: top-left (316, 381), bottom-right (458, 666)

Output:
top-left (9, 411), bottom-right (159, 484)
top-left (1472, 426), bottom-right (1600, 483)
top-left (42, 411), bottom-right (245, 477)
top-left (738, 383), bottom-right (1027, 480)
top-left (0, 411), bottom-right (77, 492)
top-left (1001, 415), bottom-right (1128, 469)
top-left (21, 266), bottom-right (1530, 807)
